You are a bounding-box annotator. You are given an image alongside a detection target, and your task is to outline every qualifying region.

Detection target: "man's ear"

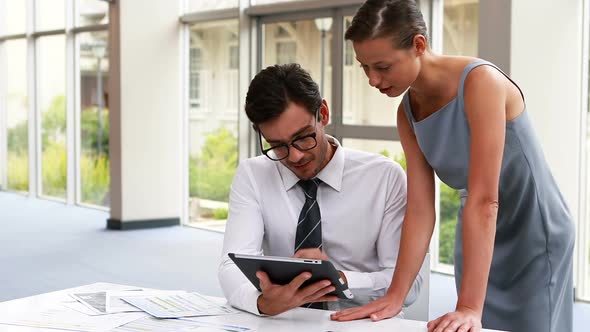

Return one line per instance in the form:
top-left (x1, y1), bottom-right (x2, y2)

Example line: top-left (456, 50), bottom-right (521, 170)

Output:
top-left (319, 99), bottom-right (330, 125)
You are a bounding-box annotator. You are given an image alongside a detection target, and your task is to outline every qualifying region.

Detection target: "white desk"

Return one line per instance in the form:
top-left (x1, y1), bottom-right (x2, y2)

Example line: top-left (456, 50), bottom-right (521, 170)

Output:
top-left (0, 283), bottom-right (504, 332)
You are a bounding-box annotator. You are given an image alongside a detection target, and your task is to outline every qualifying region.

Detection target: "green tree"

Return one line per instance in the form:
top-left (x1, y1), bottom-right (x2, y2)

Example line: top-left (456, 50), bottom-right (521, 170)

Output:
top-left (190, 128), bottom-right (238, 202)
top-left (382, 150), bottom-right (459, 265)
top-left (81, 106), bottom-right (110, 156)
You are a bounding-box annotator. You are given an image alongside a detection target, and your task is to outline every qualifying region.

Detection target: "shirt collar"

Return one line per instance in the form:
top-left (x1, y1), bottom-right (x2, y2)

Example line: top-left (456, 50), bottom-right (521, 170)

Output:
top-left (277, 135), bottom-right (344, 192)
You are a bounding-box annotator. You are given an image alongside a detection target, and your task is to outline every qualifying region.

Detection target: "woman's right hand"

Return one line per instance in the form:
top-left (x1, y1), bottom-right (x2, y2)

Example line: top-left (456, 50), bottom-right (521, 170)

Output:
top-left (330, 294), bottom-right (402, 322)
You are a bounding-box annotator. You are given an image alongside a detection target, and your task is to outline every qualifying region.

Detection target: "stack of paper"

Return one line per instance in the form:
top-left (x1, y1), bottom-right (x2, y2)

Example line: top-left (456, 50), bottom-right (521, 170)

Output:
top-left (0, 284), bottom-right (252, 332)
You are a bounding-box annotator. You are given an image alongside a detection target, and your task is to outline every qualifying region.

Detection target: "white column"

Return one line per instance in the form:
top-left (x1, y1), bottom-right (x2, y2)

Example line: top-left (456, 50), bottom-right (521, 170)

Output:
top-left (108, 0), bottom-right (183, 229)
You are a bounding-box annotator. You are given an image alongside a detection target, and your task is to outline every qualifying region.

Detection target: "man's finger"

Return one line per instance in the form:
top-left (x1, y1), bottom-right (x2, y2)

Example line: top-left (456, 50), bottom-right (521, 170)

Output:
top-left (312, 295), bottom-right (339, 302)
top-left (298, 279), bottom-right (332, 299)
top-left (300, 283), bottom-right (335, 302)
top-left (286, 271), bottom-right (312, 292)
top-left (256, 271), bottom-right (272, 291)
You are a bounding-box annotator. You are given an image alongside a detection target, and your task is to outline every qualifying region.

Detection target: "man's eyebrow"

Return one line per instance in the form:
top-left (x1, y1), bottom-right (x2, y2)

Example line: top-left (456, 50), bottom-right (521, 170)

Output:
top-left (265, 125), bottom-right (313, 143)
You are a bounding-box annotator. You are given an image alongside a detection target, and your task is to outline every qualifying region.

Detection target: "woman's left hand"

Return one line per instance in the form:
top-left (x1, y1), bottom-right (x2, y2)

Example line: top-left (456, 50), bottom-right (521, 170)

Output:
top-left (427, 306), bottom-right (482, 332)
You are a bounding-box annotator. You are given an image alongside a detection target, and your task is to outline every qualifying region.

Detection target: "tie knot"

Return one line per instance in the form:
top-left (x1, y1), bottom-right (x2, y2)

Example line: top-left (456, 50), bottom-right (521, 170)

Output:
top-left (299, 178), bottom-right (321, 198)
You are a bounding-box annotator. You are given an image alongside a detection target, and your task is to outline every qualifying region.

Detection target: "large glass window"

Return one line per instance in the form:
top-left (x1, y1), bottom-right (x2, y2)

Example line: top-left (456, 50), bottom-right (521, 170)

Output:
top-left (435, 0), bottom-right (480, 270)
top-left (0, 0), bottom-right (26, 35)
top-left (77, 0), bottom-right (109, 27)
top-left (262, 18), bottom-right (333, 109)
top-left (36, 0), bottom-right (66, 31)
top-left (78, 31), bottom-right (109, 207)
top-left (4, 40), bottom-right (29, 192)
top-left (188, 19), bottom-right (239, 231)
top-left (443, 0), bottom-right (479, 56)
top-left (342, 139), bottom-right (404, 162)
top-left (38, 35), bottom-right (67, 199)
top-left (342, 16), bottom-right (398, 127)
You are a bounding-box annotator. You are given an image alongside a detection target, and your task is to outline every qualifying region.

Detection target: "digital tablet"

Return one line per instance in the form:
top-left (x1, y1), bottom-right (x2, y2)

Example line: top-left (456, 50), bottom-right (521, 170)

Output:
top-left (228, 253), bottom-right (354, 300)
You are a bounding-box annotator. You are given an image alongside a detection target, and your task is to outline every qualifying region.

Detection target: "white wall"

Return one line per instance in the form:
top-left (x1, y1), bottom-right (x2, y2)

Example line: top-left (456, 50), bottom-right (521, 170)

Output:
top-left (109, 0), bottom-right (183, 221)
top-left (510, 0), bottom-right (584, 223)
top-left (479, 0), bottom-right (584, 224)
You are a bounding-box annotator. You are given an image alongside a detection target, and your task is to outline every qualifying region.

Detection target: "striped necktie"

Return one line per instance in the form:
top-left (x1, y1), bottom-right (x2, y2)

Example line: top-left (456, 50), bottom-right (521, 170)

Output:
top-left (295, 178), bottom-right (326, 310)
top-left (295, 178), bottom-right (323, 252)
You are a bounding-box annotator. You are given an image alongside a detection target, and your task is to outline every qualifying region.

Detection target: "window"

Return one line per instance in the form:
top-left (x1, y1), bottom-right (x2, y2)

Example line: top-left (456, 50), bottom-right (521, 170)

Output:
top-left (0, 0), bottom-right (26, 35)
top-left (342, 16), bottom-right (398, 127)
top-left (4, 40), bottom-right (29, 192)
top-left (263, 18), bottom-right (333, 106)
top-left (38, 35), bottom-right (67, 199)
top-left (342, 139), bottom-right (404, 162)
top-left (443, 0), bottom-right (479, 56)
top-left (188, 19), bottom-right (240, 231)
top-left (77, 0), bottom-right (109, 27)
top-left (189, 47), bottom-right (202, 107)
top-left (78, 31), bottom-right (110, 207)
top-left (36, 0), bottom-right (66, 31)
top-left (434, 0), bottom-right (480, 272)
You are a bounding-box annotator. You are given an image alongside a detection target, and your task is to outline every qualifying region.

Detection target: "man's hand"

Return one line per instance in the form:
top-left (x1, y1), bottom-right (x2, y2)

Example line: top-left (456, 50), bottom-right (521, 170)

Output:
top-left (256, 271), bottom-right (338, 316)
top-left (293, 248), bottom-right (330, 261)
top-left (294, 248), bottom-right (348, 284)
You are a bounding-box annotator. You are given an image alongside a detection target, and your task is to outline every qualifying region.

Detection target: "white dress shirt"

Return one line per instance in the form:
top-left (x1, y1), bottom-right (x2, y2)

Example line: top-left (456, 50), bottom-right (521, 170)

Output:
top-left (218, 137), bottom-right (423, 315)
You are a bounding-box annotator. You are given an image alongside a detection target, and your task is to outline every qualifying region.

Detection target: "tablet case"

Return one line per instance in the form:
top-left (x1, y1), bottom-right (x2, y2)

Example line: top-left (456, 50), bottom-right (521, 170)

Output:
top-left (228, 253), bottom-right (354, 300)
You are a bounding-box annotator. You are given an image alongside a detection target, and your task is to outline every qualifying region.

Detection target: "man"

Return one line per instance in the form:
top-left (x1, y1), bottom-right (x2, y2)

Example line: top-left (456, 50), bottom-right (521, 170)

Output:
top-left (218, 63), bottom-right (422, 316)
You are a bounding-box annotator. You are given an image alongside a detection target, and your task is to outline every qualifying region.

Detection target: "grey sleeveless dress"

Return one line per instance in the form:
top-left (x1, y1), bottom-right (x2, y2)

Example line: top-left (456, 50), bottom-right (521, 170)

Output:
top-left (401, 60), bottom-right (574, 332)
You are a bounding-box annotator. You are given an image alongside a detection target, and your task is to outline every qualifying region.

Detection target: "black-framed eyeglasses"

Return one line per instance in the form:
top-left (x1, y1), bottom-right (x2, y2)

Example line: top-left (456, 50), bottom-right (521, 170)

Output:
top-left (258, 114), bottom-right (319, 161)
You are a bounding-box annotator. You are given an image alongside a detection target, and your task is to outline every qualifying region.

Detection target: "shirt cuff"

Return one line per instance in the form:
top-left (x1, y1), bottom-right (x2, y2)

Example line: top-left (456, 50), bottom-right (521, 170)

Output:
top-left (340, 270), bottom-right (374, 290)
top-left (228, 283), bottom-right (265, 316)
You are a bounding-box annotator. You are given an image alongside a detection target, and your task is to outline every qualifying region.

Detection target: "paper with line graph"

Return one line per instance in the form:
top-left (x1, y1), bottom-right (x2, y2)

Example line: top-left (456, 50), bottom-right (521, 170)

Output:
top-left (121, 292), bottom-right (236, 318)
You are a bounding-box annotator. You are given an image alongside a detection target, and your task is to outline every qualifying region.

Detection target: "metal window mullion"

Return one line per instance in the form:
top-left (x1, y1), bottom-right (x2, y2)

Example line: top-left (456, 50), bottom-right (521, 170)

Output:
top-left (0, 34), bottom-right (27, 42)
top-left (430, 0), bottom-right (444, 54)
top-left (28, 0), bottom-right (38, 197)
top-left (238, 0), bottom-right (255, 161)
top-left (181, 8), bottom-right (239, 23)
top-left (576, 0), bottom-right (590, 301)
top-left (70, 24), bottom-right (109, 34)
top-left (428, 0), bottom-right (445, 272)
top-left (66, 0), bottom-right (75, 205)
top-left (31, 29), bottom-right (67, 38)
top-left (330, 8), bottom-right (344, 141)
top-left (181, 22), bottom-right (190, 225)
top-left (0, 42), bottom-right (6, 190)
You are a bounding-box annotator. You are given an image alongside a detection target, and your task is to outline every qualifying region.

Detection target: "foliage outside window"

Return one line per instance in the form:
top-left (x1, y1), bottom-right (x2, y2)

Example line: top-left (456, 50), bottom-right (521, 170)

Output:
top-left (384, 152), bottom-right (458, 266)
top-left (188, 20), bottom-right (239, 231)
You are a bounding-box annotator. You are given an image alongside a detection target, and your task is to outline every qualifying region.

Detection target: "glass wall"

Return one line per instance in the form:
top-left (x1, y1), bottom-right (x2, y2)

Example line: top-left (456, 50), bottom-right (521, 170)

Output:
top-left (77, 0), bottom-right (109, 27)
top-left (436, 0), bottom-right (480, 269)
top-left (78, 31), bottom-right (110, 207)
top-left (1, 0), bottom-right (109, 206)
top-left (36, 0), bottom-right (66, 31)
top-left (262, 18), bottom-right (333, 109)
top-left (4, 40), bottom-right (29, 192)
top-left (188, 19), bottom-right (240, 231)
top-left (38, 35), bottom-right (67, 199)
top-left (0, 0), bottom-right (26, 35)
top-left (443, 0), bottom-right (479, 56)
top-left (342, 16), bottom-right (398, 127)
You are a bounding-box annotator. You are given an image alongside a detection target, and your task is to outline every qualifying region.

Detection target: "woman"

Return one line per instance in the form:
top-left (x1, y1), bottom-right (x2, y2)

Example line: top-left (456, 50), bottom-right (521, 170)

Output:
top-left (330, 1), bottom-right (575, 331)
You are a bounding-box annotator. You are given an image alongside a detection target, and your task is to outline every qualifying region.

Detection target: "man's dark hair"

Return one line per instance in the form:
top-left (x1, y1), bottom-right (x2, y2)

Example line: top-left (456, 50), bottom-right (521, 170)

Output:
top-left (345, 0), bottom-right (428, 49)
top-left (245, 63), bottom-right (322, 127)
